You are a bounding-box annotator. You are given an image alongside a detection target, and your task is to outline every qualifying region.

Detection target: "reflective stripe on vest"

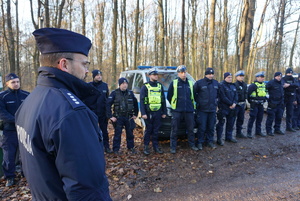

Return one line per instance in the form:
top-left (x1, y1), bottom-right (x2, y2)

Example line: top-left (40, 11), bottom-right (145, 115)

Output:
top-left (171, 79), bottom-right (195, 109)
top-left (250, 82), bottom-right (267, 97)
top-left (145, 83), bottom-right (162, 111)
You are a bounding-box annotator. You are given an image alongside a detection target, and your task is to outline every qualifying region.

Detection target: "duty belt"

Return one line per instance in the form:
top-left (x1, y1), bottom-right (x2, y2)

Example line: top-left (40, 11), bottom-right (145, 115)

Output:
top-left (238, 101), bottom-right (245, 105)
top-left (252, 100), bottom-right (264, 104)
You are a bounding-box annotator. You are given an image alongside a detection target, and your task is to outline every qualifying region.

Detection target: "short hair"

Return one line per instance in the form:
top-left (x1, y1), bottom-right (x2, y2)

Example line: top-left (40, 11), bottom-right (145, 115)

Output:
top-left (39, 52), bottom-right (74, 67)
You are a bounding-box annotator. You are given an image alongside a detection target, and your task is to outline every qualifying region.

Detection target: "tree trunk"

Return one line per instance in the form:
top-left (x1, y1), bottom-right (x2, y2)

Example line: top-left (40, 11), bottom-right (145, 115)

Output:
top-left (180, 0), bottom-right (185, 65)
top-left (57, 0), bottom-right (65, 28)
top-left (81, 0), bottom-right (86, 36)
top-left (191, 0), bottom-right (197, 77)
top-left (223, 0), bottom-right (229, 75)
top-left (133, 0), bottom-right (140, 68)
top-left (243, 0), bottom-right (256, 69)
top-left (288, 13), bottom-right (300, 68)
top-left (111, 0), bottom-right (118, 89)
top-left (6, 0), bottom-right (16, 73)
top-left (157, 0), bottom-right (165, 65)
top-left (44, 0), bottom-right (50, 27)
top-left (208, 0), bottom-right (216, 68)
top-left (15, 0), bottom-right (20, 75)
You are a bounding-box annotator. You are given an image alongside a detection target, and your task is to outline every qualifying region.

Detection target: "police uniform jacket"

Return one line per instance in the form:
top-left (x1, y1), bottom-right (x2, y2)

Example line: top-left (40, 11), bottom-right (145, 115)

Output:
top-left (0, 88), bottom-right (29, 131)
top-left (106, 88), bottom-right (138, 118)
top-left (218, 80), bottom-right (238, 110)
top-left (167, 78), bottom-right (194, 113)
top-left (15, 67), bottom-right (111, 201)
top-left (266, 79), bottom-right (284, 106)
top-left (234, 80), bottom-right (247, 103)
top-left (282, 75), bottom-right (297, 102)
top-left (140, 80), bottom-right (167, 116)
top-left (295, 79), bottom-right (300, 103)
top-left (88, 81), bottom-right (109, 117)
top-left (193, 77), bottom-right (219, 112)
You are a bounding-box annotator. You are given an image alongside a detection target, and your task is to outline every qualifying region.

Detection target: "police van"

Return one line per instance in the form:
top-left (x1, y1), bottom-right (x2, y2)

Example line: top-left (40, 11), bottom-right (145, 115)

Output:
top-left (120, 66), bottom-right (196, 138)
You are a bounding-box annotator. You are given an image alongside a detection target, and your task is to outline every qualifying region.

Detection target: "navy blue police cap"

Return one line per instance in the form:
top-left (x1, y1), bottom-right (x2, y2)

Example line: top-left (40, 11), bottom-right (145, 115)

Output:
top-left (224, 72), bottom-right (232, 79)
top-left (33, 28), bottom-right (92, 56)
top-left (118, 77), bottom-right (128, 86)
top-left (5, 73), bottom-right (19, 83)
top-left (285, 68), bottom-right (293, 74)
top-left (92, 70), bottom-right (102, 79)
top-left (205, 67), bottom-right (214, 75)
top-left (274, 72), bottom-right (282, 77)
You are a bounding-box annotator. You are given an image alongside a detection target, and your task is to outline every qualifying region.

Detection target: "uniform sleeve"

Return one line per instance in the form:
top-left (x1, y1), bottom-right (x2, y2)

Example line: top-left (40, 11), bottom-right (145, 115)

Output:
top-left (167, 81), bottom-right (174, 104)
top-left (132, 92), bottom-right (139, 116)
top-left (51, 110), bottom-right (111, 201)
top-left (140, 85), bottom-right (148, 116)
top-left (106, 91), bottom-right (115, 118)
top-left (193, 81), bottom-right (199, 103)
top-left (105, 84), bottom-right (110, 98)
top-left (219, 84), bottom-right (234, 106)
top-left (160, 83), bottom-right (167, 115)
top-left (0, 96), bottom-right (15, 123)
top-left (247, 84), bottom-right (257, 100)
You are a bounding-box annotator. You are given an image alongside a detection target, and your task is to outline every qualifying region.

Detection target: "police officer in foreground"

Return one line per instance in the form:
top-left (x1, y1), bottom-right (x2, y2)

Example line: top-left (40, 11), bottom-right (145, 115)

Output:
top-left (167, 65), bottom-right (198, 153)
top-left (15, 28), bottom-right (112, 200)
top-left (282, 68), bottom-right (298, 132)
top-left (106, 77), bottom-right (138, 154)
top-left (194, 67), bottom-right (218, 150)
top-left (89, 70), bottom-right (111, 153)
top-left (234, 70), bottom-right (248, 138)
top-left (247, 71), bottom-right (267, 138)
top-left (216, 72), bottom-right (238, 146)
top-left (265, 72), bottom-right (285, 136)
top-left (0, 73), bottom-right (29, 187)
top-left (140, 67), bottom-right (167, 155)
top-left (292, 73), bottom-right (300, 130)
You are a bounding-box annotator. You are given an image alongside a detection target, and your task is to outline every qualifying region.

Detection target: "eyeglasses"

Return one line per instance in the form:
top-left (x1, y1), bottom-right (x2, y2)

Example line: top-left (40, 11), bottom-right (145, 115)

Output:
top-left (65, 58), bottom-right (90, 70)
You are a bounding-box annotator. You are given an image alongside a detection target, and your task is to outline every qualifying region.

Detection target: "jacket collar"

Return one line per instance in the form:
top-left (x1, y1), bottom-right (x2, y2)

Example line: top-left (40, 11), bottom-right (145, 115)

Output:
top-left (37, 66), bottom-right (97, 100)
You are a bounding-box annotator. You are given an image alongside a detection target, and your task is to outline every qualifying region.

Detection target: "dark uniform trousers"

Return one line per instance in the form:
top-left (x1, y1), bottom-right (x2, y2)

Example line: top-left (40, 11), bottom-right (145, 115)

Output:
top-left (196, 111), bottom-right (216, 144)
top-left (235, 103), bottom-right (245, 135)
top-left (98, 116), bottom-right (109, 149)
top-left (266, 104), bottom-right (284, 133)
top-left (1, 130), bottom-right (18, 178)
top-left (216, 109), bottom-right (236, 141)
top-left (285, 98), bottom-right (294, 130)
top-left (170, 111), bottom-right (194, 149)
top-left (144, 111), bottom-right (162, 148)
top-left (113, 116), bottom-right (135, 152)
top-left (247, 103), bottom-right (264, 134)
top-left (292, 104), bottom-right (300, 128)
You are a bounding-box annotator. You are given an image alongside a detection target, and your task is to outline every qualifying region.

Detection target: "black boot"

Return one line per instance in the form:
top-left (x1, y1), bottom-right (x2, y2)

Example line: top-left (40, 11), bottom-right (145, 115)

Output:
top-left (144, 145), bottom-right (150, 155)
top-left (154, 147), bottom-right (164, 154)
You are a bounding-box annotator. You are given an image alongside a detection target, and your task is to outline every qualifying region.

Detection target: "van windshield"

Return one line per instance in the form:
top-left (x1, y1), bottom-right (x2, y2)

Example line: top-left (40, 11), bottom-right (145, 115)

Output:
top-left (146, 72), bottom-right (195, 92)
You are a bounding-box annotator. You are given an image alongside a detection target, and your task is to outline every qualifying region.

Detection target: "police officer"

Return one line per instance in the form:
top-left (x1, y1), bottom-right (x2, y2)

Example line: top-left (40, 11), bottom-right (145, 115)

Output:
top-left (216, 72), bottom-right (238, 146)
top-left (15, 28), bottom-right (112, 200)
top-left (194, 67), bottom-right (219, 150)
top-left (167, 65), bottom-right (198, 153)
top-left (140, 67), bottom-right (167, 155)
top-left (265, 72), bottom-right (285, 136)
top-left (89, 69), bottom-right (111, 153)
top-left (107, 77), bottom-right (138, 154)
top-left (292, 73), bottom-right (300, 130)
top-left (0, 73), bottom-right (29, 187)
top-left (247, 71), bottom-right (267, 138)
top-left (282, 68), bottom-right (298, 132)
top-left (234, 70), bottom-right (247, 138)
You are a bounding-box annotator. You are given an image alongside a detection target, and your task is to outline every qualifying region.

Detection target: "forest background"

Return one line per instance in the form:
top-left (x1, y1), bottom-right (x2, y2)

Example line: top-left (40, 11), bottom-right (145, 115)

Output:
top-left (1, 0), bottom-right (300, 91)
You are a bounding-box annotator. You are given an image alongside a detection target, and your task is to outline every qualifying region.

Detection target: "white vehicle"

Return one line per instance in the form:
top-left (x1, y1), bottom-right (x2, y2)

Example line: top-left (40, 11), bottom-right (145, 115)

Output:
top-left (120, 66), bottom-right (196, 138)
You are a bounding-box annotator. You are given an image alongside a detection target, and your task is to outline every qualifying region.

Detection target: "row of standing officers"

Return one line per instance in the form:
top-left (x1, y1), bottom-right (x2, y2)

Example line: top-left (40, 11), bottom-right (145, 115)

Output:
top-left (92, 65), bottom-right (300, 156)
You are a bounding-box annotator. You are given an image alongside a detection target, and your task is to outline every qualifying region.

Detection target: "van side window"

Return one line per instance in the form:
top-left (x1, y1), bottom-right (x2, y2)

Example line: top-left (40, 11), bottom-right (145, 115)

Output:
top-left (134, 73), bottom-right (144, 89)
top-left (123, 73), bottom-right (134, 89)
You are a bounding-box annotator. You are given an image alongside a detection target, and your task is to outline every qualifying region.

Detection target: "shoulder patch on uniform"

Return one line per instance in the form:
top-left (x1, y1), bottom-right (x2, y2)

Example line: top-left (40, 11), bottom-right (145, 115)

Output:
top-left (59, 88), bottom-right (86, 110)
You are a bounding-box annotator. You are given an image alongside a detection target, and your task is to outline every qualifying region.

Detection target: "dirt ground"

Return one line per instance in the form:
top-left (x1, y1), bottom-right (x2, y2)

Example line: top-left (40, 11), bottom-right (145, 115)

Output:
top-left (1, 111), bottom-right (300, 201)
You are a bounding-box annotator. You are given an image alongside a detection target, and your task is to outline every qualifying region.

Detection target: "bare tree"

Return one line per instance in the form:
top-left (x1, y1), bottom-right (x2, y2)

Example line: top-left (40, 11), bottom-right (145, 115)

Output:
top-left (180, 0), bottom-right (185, 65)
top-left (111, 0), bottom-right (118, 89)
top-left (208, 0), bottom-right (216, 68)
top-left (6, 0), bottom-right (16, 73)
top-left (157, 0), bottom-right (165, 65)
top-left (190, 0), bottom-right (197, 77)
top-left (80, 0), bottom-right (86, 35)
top-left (133, 0), bottom-right (140, 68)
top-left (289, 13), bottom-right (300, 68)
